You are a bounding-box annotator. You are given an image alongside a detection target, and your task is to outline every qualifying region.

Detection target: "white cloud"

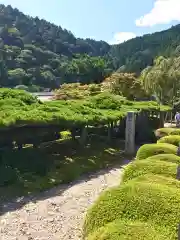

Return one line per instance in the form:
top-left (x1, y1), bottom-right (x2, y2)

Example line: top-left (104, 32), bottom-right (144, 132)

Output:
top-left (136, 0), bottom-right (180, 27)
top-left (109, 32), bottom-right (136, 45)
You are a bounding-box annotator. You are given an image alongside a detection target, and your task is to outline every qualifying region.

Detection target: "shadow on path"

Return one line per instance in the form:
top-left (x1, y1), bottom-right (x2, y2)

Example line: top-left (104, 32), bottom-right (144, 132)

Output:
top-left (0, 158), bottom-right (131, 216)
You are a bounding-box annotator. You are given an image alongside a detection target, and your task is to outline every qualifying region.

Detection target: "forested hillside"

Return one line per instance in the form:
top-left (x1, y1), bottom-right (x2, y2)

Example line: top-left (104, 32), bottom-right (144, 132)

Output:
top-left (110, 25), bottom-right (180, 73)
top-left (0, 4), bottom-right (111, 90)
top-left (1, 4), bottom-right (180, 90)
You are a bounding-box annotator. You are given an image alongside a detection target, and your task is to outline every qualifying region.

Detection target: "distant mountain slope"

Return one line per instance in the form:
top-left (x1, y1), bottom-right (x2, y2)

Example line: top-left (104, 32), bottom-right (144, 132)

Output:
top-left (0, 4), bottom-right (180, 89)
top-left (109, 25), bottom-right (180, 73)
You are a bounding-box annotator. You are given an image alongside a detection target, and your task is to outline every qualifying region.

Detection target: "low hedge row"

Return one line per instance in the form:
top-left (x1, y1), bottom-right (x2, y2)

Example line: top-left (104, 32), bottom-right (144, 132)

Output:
top-left (158, 135), bottom-right (180, 146)
top-left (122, 160), bottom-right (177, 182)
top-left (136, 143), bottom-right (178, 160)
top-left (129, 173), bottom-right (180, 189)
top-left (145, 154), bottom-right (180, 164)
top-left (87, 219), bottom-right (171, 240)
top-left (155, 128), bottom-right (180, 138)
top-left (84, 181), bottom-right (180, 239)
top-left (84, 127), bottom-right (180, 239)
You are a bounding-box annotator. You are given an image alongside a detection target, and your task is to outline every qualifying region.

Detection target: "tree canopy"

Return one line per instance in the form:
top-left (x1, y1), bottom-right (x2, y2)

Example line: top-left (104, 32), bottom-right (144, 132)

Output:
top-left (140, 56), bottom-right (180, 106)
top-left (1, 4), bottom-right (180, 90)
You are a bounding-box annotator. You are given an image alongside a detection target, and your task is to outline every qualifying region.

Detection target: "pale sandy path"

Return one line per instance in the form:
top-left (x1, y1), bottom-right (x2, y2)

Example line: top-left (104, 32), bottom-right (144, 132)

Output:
top-left (0, 165), bottom-right (126, 240)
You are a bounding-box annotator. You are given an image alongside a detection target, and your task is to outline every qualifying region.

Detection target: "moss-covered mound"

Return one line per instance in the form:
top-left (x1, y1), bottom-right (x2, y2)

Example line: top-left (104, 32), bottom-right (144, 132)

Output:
top-left (155, 128), bottom-right (174, 138)
top-left (145, 154), bottom-right (180, 164)
top-left (84, 181), bottom-right (180, 238)
top-left (87, 219), bottom-right (171, 240)
top-left (122, 160), bottom-right (177, 182)
top-left (157, 135), bottom-right (180, 146)
top-left (136, 143), bottom-right (177, 160)
top-left (129, 173), bottom-right (180, 188)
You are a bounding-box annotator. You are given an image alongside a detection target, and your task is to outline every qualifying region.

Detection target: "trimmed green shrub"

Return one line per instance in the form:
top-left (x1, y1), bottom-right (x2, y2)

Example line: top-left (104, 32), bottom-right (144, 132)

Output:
top-left (157, 135), bottom-right (180, 146)
top-left (129, 173), bottom-right (180, 189)
top-left (136, 143), bottom-right (177, 160)
top-left (87, 219), bottom-right (171, 240)
top-left (145, 154), bottom-right (180, 164)
top-left (170, 129), bottom-right (180, 136)
top-left (84, 181), bottom-right (180, 238)
top-left (155, 128), bottom-right (174, 138)
top-left (122, 160), bottom-right (177, 182)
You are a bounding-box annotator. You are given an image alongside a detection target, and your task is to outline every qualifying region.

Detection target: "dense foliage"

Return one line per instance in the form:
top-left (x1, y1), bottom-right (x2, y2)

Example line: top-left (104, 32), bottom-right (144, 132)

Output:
top-left (145, 154), bottom-right (180, 164)
top-left (157, 135), bottom-right (180, 146)
top-left (84, 180), bottom-right (180, 239)
top-left (83, 128), bottom-right (180, 239)
top-left (87, 219), bottom-right (170, 240)
top-left (1, 4), bottom-right (180, 90)
top-left (0, 5), bottom-right (111, 89)
top-left (140, 56), bottom-right (180, 105)
top-left (122, 160), bottom-right (177, 182)
top-left (136, 143), bottom-right (177, 160)
top-left (103, 73), bottom-right (148, 100)
top-left (0, 89), bottom-right (170, 129)
top-left (109, 24), bottom-right (180, 73)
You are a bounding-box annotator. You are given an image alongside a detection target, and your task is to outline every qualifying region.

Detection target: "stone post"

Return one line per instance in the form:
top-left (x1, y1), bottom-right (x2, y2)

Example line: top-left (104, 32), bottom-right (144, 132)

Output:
top-left (125, 111), bottom-right (135, 155)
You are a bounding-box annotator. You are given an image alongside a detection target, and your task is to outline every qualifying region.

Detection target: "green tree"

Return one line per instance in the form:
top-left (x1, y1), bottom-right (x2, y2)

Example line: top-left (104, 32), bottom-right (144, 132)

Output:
top-left (140, 56), bottom-right (180, 106)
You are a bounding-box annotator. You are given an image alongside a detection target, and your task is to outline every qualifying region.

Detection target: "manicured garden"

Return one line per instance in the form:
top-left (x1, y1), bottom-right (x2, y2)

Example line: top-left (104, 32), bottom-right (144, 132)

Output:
top-left (0, 88), bottom-right (172, 209)
top-left (83, 127), bottom-right (180, 240)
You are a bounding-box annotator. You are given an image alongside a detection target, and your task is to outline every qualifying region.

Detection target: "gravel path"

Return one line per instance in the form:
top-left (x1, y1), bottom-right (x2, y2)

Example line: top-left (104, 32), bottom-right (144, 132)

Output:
top-left (0, 166), bottom-right (124, 240)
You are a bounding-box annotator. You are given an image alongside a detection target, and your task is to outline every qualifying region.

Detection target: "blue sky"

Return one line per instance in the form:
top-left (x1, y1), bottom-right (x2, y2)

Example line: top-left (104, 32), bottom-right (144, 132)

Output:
top-left (0, 0), bottom-right (180, 44)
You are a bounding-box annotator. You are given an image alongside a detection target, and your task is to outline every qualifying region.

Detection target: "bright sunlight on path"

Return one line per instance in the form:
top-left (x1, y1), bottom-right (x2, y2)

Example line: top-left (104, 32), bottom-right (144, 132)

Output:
top-left (0, 166), bottom-right (125, 240)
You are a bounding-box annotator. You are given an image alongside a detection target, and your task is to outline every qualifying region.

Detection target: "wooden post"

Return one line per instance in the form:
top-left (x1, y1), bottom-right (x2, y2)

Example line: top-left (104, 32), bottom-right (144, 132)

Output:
top-left (125, 111), bottom-right (135, 155)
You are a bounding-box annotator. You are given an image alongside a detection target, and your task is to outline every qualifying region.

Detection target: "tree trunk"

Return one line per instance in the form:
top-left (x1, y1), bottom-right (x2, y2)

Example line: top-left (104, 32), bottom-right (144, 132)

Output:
top-left (80, 126), bottom-right (87, 145)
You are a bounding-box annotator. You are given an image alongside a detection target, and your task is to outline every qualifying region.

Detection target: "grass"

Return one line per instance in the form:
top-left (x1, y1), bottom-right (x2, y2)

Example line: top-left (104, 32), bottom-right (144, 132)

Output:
top-left (157, 135), bottom-right (180, 146)
top-left (136, 143), bottom-right (178, 160)
top-left (0, 137), bottom-right (125, 201)
top-left (87, 219), bottom-right (171, 240)
top-left (122, 159), bottom-right (177, 182)
top-left (83, 181), bottom-right (180, 238)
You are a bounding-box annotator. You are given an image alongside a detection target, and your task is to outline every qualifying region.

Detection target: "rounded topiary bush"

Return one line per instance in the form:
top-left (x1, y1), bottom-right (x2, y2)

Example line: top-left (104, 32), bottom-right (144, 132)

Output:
top-left (122, 160), bottom-right (177, 182)
top-left (87, 219), bottom-right (171, 240)
top-left (136, 143), bottom-right (177, 160)
top-left (145, 154), bottom-right (180, 164)
top-left (155, 128), bottom-right (174, 138)
top-left (170, 129), bottom-right (180, 136)
top-left (157, 135), bottom-right (180, 146)
top-left (129, 173), bottom-right (180, 189)
top-left (84, 181), bottom-right (180, 238)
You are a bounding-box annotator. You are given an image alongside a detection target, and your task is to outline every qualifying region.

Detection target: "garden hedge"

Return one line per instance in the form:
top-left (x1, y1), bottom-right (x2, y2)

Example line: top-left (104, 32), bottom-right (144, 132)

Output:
top-left (122, 160), bottom-right (177, 182)
top-left (155, 128), bottom-right (174, 138)
top-left (170, 129), bottom-right (180, 136)
top-left (136, 143), bottom-right (177, 160)
top-left (87, 219), bottom-right (171, 240)
top-left (129, 173), bottom-right (180, 189)
top-left (84, 181), bottom-right (180, 238)
top-left (145, 154), bottom-right (180, 164)
top-left (157, 135), bottom-right (180, 146)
